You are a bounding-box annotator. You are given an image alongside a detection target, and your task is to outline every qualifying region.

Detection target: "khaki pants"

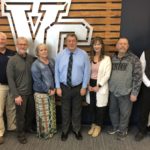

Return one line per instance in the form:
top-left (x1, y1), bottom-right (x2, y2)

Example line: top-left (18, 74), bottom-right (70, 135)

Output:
top-left (0, 85), bottom-right (16, 136)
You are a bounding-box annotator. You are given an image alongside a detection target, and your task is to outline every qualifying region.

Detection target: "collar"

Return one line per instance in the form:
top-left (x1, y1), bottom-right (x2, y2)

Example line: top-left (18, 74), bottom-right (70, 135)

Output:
top-left (0, 48), bottom-right (6, 55)
top-left (114, 51), bottom-right (130, 59)
top-left (65, 47), bottom-right (78, 55)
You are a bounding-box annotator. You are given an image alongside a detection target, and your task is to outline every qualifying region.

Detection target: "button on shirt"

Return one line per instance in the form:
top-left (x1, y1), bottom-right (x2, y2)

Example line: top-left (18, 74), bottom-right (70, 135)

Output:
top-left (0, 49), bottom-right (16, 84)
top-left (55, 48), bottom-right (91, 88)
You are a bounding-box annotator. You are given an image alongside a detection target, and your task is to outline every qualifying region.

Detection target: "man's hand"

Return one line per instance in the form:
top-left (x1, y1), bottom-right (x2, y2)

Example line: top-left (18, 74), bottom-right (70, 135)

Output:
top-left (15, 96), bottom-right (23, 106)
top-left (80, 88), bottom-right (86, 96)
top-left (130, 95), bottom-right (137, 102)
top-left (56, 88), bottom-right (62, 97)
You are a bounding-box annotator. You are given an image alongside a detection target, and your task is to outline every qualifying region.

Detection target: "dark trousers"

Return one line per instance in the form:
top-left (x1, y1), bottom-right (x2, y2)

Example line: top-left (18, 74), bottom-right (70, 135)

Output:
top-left (61, 84), bottom-right (82, 134)
top-left (89, 79), bottom-right (106, 127)
top-left (15, 94), bottom-right (35, 137)
top-left (139, 83), bottom-right (150, 134)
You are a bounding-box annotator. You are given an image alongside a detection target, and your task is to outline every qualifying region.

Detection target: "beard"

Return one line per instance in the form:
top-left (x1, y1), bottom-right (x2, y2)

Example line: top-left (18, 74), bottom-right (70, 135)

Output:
top-left (17, 48), bottom-right (27, 57)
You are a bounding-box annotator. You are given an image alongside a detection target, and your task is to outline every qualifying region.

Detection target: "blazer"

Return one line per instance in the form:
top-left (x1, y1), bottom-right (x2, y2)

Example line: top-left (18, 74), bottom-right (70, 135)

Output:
top-left (86, 55), bottom-right (112, 107)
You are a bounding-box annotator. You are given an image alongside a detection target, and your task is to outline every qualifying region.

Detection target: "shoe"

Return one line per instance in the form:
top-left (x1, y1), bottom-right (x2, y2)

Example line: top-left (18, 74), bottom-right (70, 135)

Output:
top-left (61, 132), bottom-right (68, 141)
top-left (135, 132), bottom-right (145, 141)
top-left (0, 136), bottom-right (4, 144)
top-left (88, 123), bottom-right (96, 135)
top-left (18, 136), bottom-right (27, 144)
top-left (107, 128), bottom-right (119, 135)
top-left (73, 131), bottom-right (83, 140)
top-left (117, 131), bottom-right (128, 140)
top-left (92, 126), bottom-right (101, 137)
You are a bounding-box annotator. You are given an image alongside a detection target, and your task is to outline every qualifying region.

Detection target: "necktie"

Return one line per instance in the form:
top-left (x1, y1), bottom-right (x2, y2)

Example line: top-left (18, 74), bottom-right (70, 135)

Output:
top-left (67, 52), bottom-right (73, 87)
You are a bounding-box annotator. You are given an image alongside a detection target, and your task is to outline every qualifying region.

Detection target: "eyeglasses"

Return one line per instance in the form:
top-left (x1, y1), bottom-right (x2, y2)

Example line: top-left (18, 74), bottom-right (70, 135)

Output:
top-left (17, 44), bottom-right (27, 46)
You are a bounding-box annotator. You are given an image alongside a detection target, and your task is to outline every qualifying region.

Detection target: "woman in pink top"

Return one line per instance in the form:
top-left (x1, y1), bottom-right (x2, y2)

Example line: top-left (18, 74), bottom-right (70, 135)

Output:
top-left (87, 37), bottom-right (112, 137)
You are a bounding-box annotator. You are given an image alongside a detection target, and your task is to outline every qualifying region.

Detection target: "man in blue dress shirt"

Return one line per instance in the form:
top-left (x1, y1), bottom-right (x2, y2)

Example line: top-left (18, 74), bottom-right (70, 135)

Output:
top-left (55, 33), bottom-right (90, 141)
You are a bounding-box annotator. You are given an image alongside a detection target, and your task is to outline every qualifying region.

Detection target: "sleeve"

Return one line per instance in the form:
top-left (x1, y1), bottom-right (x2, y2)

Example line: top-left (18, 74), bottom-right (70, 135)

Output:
top-left (6, 59), bottom-right (19, 98)
top-left (97, 56), bottom-right (112, 86)
top-left (131, 55), bottom-right (142, 96)
top-left (140, 51), bottom-right (150, 87)
top-left (82, 53), bottom-right (91, 88)
top-left (31, 63), bottom-right (49, 93)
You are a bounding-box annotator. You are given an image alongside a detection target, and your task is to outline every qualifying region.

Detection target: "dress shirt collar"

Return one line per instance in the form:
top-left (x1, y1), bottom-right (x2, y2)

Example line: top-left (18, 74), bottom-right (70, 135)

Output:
top-left (65, 47), bottom-right (79, 55)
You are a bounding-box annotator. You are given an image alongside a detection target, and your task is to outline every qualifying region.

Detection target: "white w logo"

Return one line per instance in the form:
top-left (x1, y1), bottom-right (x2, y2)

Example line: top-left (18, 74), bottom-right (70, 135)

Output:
top-left (1, 0), bottom-right (93, 58)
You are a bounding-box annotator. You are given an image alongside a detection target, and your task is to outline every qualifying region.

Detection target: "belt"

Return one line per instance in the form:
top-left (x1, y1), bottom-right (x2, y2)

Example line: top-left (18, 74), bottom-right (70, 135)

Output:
top-left (34, 91), bottom-right (48, 94)
top-left (60, 83), bottom-right (82, 89)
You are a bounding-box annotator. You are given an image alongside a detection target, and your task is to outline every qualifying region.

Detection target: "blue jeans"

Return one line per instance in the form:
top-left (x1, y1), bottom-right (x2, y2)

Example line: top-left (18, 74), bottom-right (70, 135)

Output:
top-left (109, 92), bottom-right (133, 132)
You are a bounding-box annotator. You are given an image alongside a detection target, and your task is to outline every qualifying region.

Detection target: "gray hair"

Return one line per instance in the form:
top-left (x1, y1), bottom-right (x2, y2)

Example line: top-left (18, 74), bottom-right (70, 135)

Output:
top-left (16, 37), bottom-right (28, 45)
top-left (35, 43), bottom-right (48, 56)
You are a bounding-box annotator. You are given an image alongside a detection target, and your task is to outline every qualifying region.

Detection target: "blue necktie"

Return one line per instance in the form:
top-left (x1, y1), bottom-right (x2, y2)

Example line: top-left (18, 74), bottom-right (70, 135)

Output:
top-left (67, 52), bottom-right (73, 87)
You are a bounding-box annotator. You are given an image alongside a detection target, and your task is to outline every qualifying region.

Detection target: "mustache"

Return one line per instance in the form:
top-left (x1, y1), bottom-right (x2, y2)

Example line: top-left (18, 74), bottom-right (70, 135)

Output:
top-left (17, 48), bottom-right (27, 52)
top-left (119, 47), bottom-right (126, 50)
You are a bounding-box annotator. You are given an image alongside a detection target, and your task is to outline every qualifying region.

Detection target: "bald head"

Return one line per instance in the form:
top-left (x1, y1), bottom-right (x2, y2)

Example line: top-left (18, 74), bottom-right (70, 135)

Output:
top-left (117, 37), bottom-right (129, 45)
top-left (0, 32), bottom-right (7, 39)
top-left (0, 32), bottom-right (7, 50)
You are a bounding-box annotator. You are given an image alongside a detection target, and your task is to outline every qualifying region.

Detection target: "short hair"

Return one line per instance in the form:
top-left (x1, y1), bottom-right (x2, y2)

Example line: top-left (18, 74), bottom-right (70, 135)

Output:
top-left (35, 43), bottom-right (48, 56)
top-left (16, 37), bottom-right (28, 45)
top-left (0, 32), bottom-right (7, 39)
top-left (66, 33), bottom-right (78, 41)
top-left (117, 37), bottom-right (129, 44)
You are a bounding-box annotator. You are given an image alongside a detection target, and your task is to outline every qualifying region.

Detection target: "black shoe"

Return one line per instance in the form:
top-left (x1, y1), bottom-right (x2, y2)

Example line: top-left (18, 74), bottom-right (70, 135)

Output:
top-left (146, 126), bottom-right (150, 132)
top-left (18, 136), bottom-right (27, 144)
top-left (135, 132), bottom-right (145, 141)
top-left (61, 132), bottom-right (68, 141)
top-left (73, 131), bottom-right (83, 140)
top-left (7, 129), bottom-right (16, 133)
top-left (117, 131), bottom-right (128, 141)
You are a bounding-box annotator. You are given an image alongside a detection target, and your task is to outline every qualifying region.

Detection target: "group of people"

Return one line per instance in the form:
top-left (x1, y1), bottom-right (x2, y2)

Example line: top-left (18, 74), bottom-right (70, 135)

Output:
top-left (0, 31), bottom-right (150, 145)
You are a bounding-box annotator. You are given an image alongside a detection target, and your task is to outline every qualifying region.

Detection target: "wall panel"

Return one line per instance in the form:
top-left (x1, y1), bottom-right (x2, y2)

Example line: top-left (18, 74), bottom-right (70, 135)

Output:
top-left (0, 0), bottom-right (122, 53)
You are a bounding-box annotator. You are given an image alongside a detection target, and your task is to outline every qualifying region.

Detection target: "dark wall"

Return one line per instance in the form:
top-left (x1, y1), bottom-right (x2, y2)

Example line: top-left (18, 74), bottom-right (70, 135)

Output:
top-left (121, 0), bottom-right (150, 57)
top-left (120, 0), bottom-right (150, 125)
